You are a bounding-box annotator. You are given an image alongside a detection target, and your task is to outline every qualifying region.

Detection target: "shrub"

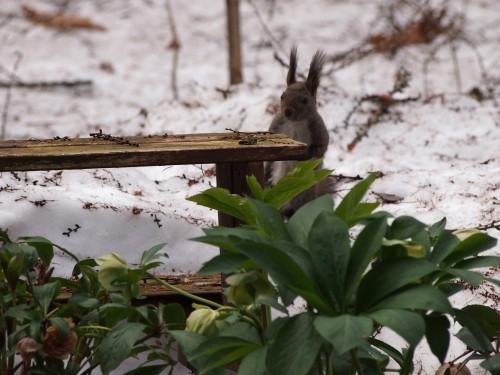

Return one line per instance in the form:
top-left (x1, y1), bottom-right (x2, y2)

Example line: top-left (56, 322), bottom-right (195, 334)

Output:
top-left (174, 159), bottom-right (500, 374)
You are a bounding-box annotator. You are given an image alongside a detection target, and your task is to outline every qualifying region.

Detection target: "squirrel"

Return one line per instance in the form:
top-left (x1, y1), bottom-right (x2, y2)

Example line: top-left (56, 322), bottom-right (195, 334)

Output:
top-left (265, 46), bottom-right (330, 218)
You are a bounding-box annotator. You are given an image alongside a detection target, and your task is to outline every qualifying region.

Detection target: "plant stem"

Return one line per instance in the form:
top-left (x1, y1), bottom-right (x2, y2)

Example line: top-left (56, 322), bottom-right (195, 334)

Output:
top-left (149, 274), bottom-right (224, 309)
top-left (350, 349), bottom-right (364, 375)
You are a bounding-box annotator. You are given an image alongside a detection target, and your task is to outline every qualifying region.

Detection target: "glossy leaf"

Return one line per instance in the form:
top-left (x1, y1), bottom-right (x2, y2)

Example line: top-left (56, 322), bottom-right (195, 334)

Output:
top-left (268, 313), bottom-right (323, 375)
top-left (369, 309), bottom-right (425, 347)
top-left (287, 194), bottom-right (334, 248)
top-left (140, 243), bottom-right (167, 270)
top-left (99, 322), bottom-right (147, 374)
top-left (262, 159), bottom-right (331, 209)
top-left (356, 258), bottom-right (438, 312)
top-left (443, 232), bottom-right (497, 266)
top-left (460, 305), bottom-right (500, 339)
top-left (367, 338), bottom-right (404, 366)
top-left (388, 216), bottom-right (427, 240)
top-left (187, 187), bottom-right (253, 224)
top-left (33, 282), bottom-right (59, 317)
top-left (19, 236), bottom-right (54, 266)
top-left (345, 217), bottom-right (387, 300)
top-left (334, 172), bottom-right (379, 227)
top-left (123, 365), bottom-right (169, 375)
top-left (247, 198), bottom-right (290, 241)
top-left (239, 346), bottom-right (267, 375)
top-left (424, 314), bottom-right (450, 363)
top-left (198, 252), bottom-right (250, 274)
top-left (162, 303), bottom-right (186, 330)
top-left (429, 230), bottom-right (460, 264)
top-left (308, 212), bottom-right (350, 305)
top-left (369, 285), bottom-right (453, 314)
top-left (480, 354), bottom-right (500, 372)
top-left (314, 314), bottom-right (373, 355)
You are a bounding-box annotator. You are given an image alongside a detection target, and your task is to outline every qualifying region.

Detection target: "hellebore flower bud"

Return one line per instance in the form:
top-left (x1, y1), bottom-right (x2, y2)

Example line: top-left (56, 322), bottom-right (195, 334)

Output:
top-left (435, 362), bottom-right (471, 375)
top-left (226, 270), bottom-right (275, 306)
top-left (185, 304), bottom-right (228, 337)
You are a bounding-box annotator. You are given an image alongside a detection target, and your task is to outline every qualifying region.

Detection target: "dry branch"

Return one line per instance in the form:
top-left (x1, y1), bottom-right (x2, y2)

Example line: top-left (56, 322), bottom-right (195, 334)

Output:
top-left (345, 67), bottom-right (419, 152)
top-left (0, 79), bottom-right (92, 89)
top-left (165, 0), bottom-right (181, 100)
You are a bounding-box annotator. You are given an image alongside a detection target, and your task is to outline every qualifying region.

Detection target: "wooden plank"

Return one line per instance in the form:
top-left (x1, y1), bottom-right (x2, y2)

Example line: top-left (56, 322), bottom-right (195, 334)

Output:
top-left (0, 132), bottom-right (307, 171)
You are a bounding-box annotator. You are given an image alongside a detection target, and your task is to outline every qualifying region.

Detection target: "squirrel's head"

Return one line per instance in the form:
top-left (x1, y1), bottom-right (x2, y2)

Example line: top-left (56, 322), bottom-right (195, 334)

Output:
top-left (280, 46), bottom-right (325, 122)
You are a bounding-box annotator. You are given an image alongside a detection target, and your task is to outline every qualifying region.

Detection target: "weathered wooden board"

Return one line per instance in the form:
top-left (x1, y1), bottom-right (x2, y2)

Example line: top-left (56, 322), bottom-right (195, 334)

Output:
top-left (0, 132), bottom-right (307, 171)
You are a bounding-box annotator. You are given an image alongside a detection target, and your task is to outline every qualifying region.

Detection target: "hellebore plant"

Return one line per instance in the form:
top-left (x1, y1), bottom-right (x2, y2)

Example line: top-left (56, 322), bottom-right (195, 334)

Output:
top-left (173, 159), bottom-right (500, 375)
top-left (0, 232), bottom-right (186, 375)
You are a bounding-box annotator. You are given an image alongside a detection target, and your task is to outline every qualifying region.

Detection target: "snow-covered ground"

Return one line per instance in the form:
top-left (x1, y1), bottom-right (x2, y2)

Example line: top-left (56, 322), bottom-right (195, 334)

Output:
top-left (1, 0), bottom-right (499, 373)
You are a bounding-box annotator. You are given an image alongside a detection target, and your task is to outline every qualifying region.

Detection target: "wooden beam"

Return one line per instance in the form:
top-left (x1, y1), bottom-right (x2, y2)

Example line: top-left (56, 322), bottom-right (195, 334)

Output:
top-left (226, 0), bottom-right (243, 84)
top-left (0, 132), bottom-right (307, 172)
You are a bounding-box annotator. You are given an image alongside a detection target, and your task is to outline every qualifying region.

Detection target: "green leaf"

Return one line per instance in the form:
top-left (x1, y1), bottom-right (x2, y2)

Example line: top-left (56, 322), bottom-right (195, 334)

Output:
top-left (369, 285), bottom-right (453, 314)
top-left (123, 365), bottom-right (169, 375)
top-left (356, 258), bottom-right (438, 312)
top-left (246, 175), bottom-right (265, 201)
top-left (314, 314), bottom-right (373, 355)
top-left (198, 252), bottom-right (249, 274)
top-left (308, 212), bottom-right (350, 306)
top-left (247, 198), bottom-right (290, 241)
top-left (480, 354), bottom-right (500, 372)
top-left (388, 216), bottom-right (427, 240)
top-left (33, 282), bottom-right (60, 317)
top-left (349, 202), bottom-right (380, 226)
top-left (169, 330), bottom-right (208, 370)
top-left (162, 303), bottom-right (186, 330)
top-left (369, 309), bottom-right (425, 347)
top-left (6, 252), bottom-right (24, 290)
top-left (268, 313), bottom-right (323, 375)
top-left (460, 305), bottom-right (500, 338)
top-left (188, 187), bottom-right (254, 224)
top-left (233, 239), bottom-right (331, 313)
top-left (456, 327), bottom-right (487, 352)
top-left (443, 232), bottom-right (497, 266)
top-left (140, 243), bottom-right (167, 269)
top-left (443, 268), bottom-right (484, 286)
top-left (429, 230), bottom-right (460, 264)
top-left (454, 256), bottom-right (500, 270)
top-left (254, 296), bottom-right (288, 314)
top-left (68, 294), bottom-right (100, 309)
top-left (262, 159), bottom-right (331, 209)
top-left (99, 322), bottom-right (147, 374)
top-left (19, 236), bottom-right (54, 266)
top-left (239, 346), bottom-right (267, 375)
top-left (334, 172), bottom-right (379, 227)
top-left (424, 314), bottom-right (450, 363)
top-left (429, 217), bottom-right (447, 239)
top-left (193, 337), bottom-right (261, 374)
top-left (367, 338), bottom-right (404, 366)
top-left (287, 194), bottom-right (334, 248)
top-left (454, 308), bottom-right (494, 352)
top-left (345, 217), bottom-right (387, 300)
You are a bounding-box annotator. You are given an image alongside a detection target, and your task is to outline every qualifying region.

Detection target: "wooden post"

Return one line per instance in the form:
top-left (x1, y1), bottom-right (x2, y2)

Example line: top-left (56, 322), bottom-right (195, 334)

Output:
top-left (215, 161), bottom-right (264, 227)
top-left (226, 0), bottom-right (243, 84)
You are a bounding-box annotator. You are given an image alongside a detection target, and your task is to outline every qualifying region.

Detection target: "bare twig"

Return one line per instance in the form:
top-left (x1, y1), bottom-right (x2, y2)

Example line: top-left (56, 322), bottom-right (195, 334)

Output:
top-left (246, 0), bottom-right (286, 56)
top-left (89, 129), bottom-right (139, 147)
top-left (165, 0), bottom-right (181, 100)
top-left (0, 79), bottom-right (92, 89)
top-left (344, 67), bottom-right (419, 151)
top-left (1, 52), bottom-right (22, 140)
top-left (477, 220), bottom-right (500, 231)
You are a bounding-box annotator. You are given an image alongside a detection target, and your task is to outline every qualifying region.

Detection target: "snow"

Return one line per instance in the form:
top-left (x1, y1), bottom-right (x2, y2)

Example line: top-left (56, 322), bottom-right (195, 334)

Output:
top-left (0, 0), bottom-right (499, 374)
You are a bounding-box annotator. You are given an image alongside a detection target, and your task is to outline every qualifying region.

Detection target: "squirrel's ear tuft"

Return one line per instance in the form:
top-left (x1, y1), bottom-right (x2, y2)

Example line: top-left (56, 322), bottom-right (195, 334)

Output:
top-left (306, 50), bottom-right (325, 98)
top-left (286, 45), bottom-right (298, 86)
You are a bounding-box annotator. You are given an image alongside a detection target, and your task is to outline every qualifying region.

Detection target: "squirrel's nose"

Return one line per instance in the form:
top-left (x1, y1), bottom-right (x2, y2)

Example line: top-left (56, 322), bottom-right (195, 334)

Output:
top-left (284, 108), bottom-right (293, 118)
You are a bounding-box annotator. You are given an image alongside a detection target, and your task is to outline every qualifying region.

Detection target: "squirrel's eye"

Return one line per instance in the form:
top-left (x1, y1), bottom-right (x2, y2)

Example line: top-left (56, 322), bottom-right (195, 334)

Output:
top-left (302, 97), bottom-right (308, 104)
